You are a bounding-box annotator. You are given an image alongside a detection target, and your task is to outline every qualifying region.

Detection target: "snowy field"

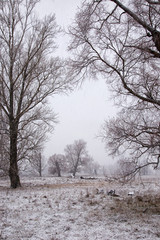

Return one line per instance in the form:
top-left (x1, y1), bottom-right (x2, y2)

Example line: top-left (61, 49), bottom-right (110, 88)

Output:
top-left (0, 176), bottom-right (160, 240)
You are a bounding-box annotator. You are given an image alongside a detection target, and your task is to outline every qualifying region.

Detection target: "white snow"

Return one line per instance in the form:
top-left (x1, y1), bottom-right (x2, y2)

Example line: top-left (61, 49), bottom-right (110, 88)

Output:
top-left (0, 176), bottom-right (160, 240)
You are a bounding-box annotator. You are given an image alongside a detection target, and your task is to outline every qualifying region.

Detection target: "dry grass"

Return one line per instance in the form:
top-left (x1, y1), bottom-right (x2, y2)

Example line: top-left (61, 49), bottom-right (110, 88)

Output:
top-left (1, 176), bottom-right (160, 240)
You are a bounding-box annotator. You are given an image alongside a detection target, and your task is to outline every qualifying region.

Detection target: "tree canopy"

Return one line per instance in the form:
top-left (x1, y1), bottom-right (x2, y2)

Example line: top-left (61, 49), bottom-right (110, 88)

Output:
top-left (68, 0), bottom-right (160, 177)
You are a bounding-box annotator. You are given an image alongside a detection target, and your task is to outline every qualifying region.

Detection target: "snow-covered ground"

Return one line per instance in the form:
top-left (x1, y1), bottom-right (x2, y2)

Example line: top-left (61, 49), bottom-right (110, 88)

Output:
top-left (0, 176), bottom-right (160, 240)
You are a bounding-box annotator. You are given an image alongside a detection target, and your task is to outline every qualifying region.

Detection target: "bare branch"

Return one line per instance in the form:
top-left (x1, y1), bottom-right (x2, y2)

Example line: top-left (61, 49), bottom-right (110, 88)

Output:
top-left (145, 0), bottom-right (160, 4)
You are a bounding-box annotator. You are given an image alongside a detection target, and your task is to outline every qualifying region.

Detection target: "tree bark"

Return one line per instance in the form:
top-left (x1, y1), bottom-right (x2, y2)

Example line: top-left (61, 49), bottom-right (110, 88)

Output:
top-left (9, 120), bottom-right (21, 188)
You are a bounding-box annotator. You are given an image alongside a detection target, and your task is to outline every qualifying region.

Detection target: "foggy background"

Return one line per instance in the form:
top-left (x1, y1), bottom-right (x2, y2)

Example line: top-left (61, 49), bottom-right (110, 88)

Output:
top-left (36, 0), bottom-right (117, 165)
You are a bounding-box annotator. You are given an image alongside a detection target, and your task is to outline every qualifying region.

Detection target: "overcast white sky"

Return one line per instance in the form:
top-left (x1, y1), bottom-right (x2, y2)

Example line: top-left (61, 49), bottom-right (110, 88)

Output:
top-left (36, 0), bottom-right (117, 165)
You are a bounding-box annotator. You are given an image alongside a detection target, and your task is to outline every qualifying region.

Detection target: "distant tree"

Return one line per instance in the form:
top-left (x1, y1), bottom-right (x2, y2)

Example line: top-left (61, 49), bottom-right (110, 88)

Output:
top-left (112, 157), bottom-right (151, 182)
top-left (30, 151), bottom-right (45, 177)
top-left (83, 157), bottom-right (100, 175)
top-left (116, 158), bottom-right (137, 182)
top-left (0, 0), bottom-right (73, 188)
top-left (18, 150), bottom-right (46, 177)
top-left (68, 1), bottom-right (160, 175)
top-left (48, 154), bottom-right (66, 177)
top-left (64, 139), bottom-right (91, 177)
top-left (92, 161), bottom-right (101, 176)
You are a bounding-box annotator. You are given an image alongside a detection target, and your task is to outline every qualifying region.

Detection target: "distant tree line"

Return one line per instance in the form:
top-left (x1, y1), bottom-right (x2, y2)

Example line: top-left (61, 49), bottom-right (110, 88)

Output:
top-left (48, 139), bottom-right (100, 177)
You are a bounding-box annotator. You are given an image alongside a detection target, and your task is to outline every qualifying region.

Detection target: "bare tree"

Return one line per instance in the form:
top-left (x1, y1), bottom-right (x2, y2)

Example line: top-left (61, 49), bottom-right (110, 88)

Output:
top-left (64, 139), bottom-right (90, 177)
top-left (68, 1), bottom-right (160, 174)
top-left (30, 151), bottom-right (45, 177)
top-left (102, 107), bottom-right (160, 178)
top-left (0, 0), bottom-right (73, 188)
top-left (81, 156), bottom-right (100, 175)
top-left (18, 150), bottom-right (46, 177)
top-left (48, 154), bottom-right (66, 177)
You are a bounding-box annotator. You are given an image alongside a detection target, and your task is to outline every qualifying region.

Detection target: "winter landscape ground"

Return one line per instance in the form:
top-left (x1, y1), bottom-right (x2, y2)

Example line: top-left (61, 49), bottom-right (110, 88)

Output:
top-left (0, 176), bottom-right (160, 240)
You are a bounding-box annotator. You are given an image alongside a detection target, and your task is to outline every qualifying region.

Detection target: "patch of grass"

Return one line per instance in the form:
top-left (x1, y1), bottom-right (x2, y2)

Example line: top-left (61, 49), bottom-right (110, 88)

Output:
top-left (111, 194), bottom-right (160, 215)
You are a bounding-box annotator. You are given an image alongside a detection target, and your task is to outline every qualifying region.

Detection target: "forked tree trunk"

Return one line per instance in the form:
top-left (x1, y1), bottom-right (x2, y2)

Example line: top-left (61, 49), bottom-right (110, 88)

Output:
top-left (9, 121), bottom-right (21, 188)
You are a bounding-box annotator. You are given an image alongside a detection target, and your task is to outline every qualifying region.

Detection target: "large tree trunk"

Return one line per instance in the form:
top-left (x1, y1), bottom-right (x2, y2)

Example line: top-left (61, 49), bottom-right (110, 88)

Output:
top-left (9, 161), bottom-right (21, 188)
top-left (9, 121), bottom-right (21, 188)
